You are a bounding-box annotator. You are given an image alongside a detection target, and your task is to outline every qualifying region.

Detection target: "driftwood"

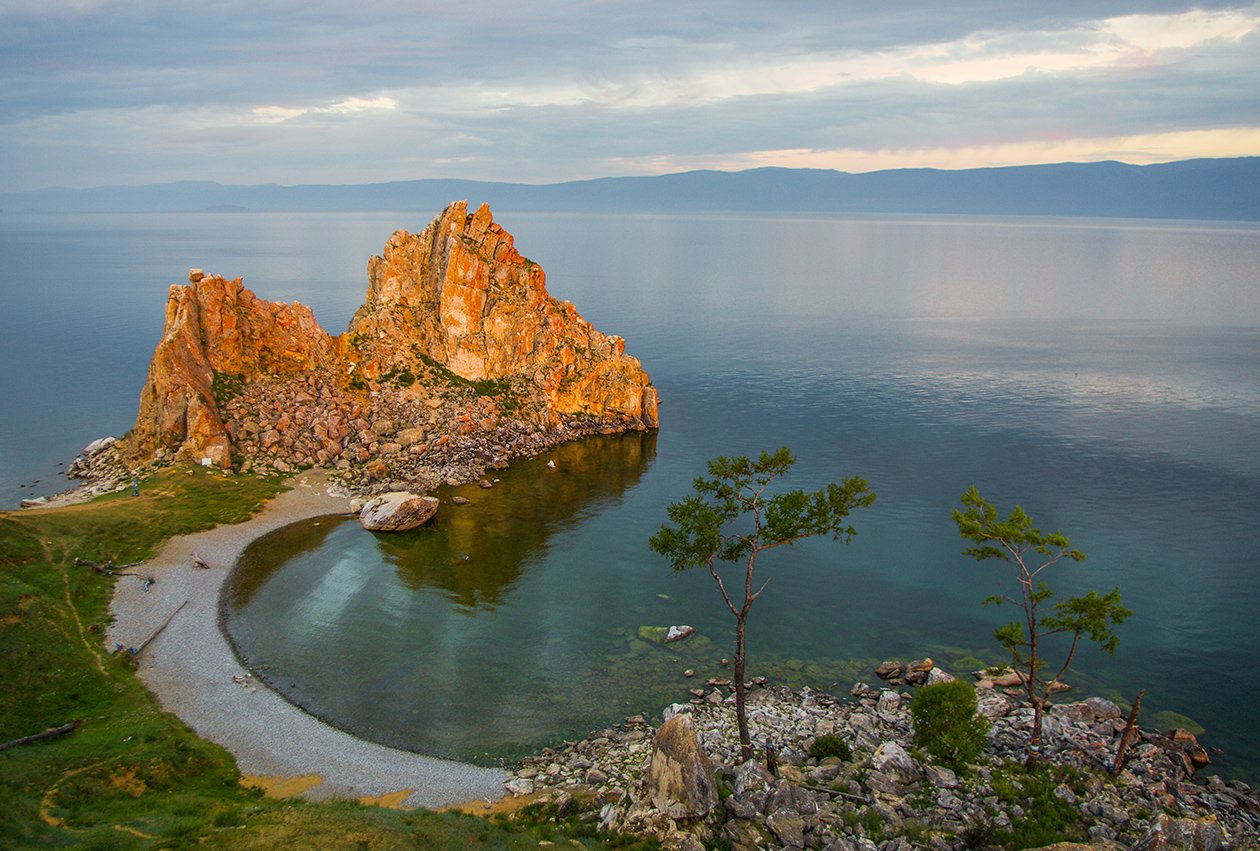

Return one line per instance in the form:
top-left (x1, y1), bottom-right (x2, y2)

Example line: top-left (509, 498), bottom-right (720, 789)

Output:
top-left (1111, 688), bottom-right (1146, 776)
top-left (191, 551), bottom-right (210, 569)
top-left (0, 720), bottom-right (82, 752)
top-left (130, 600), bottom-right (188, 656)
top-left (73, 557), bottom-right (143, 575)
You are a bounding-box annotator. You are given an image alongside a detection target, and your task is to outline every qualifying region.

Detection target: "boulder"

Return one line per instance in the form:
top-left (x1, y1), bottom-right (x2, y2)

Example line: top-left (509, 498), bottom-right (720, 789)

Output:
top-left (1084, 696), bottom-right (1123, 721)
top-left (1051, 702), bottom-right (1096, 724)
top-left (1131, 813), bottom-right (1228, 850)
top-left (923, 764), bottom-right (959, 789)
top-left (977, 690), bottom-right (1013, 719)
top-left (870, 741), bottom-right (919, 784)
top-left (647, 713), bottom-right (718, 819)
top-left (765, 808), bottom-right (807, 848)
top-left (396, 427), bottom-right (427, 447)
top-left (876, 689), bottom-right (901, 715)
top-left (358, 492), bottom-right (439, 531)
top-left (84, 436), bottom-right (117, 456)
top-left (990, 669), bottom-right (1027, 687)
top-left (874, 660), bottom-right (903, 680)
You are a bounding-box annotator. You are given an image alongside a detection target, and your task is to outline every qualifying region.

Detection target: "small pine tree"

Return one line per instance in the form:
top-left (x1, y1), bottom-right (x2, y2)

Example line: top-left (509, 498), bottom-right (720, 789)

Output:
top-left (649, 447), bottom-right (874, 762)
top-left (953, 486), bottom-right (1130, 769)
top-left (910, 680), bottom-right (991, 769)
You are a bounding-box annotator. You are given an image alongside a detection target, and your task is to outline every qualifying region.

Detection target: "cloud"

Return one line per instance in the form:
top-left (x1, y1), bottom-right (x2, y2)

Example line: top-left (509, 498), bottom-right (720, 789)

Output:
top-left (657, 127), bottom-right (1260, 174)
top-left (0, 1), bottom-right (1257, 189)
top-left (251, 96), bottom-right (398, 124)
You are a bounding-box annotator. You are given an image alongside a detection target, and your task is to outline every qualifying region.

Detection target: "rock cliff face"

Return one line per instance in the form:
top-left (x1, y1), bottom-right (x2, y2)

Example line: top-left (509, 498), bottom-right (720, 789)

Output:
top-left (347, 201), bottom-right (658, 426)
top-left (122, 202), bottom-right (658, 480)
top-left (130, 272), bottom-right (337, 468)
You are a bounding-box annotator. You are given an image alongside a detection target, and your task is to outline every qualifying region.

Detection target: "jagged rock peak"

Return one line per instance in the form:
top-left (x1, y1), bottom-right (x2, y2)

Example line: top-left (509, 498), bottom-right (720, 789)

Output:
top-left (346, 200), bottom-right (658, 426)
top-left (122, 204), bottom-right (658, 472)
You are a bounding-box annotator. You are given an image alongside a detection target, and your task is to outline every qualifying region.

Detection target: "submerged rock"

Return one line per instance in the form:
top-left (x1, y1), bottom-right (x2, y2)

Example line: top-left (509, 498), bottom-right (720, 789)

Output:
top-left (665, 625), bottom-right (696, 643)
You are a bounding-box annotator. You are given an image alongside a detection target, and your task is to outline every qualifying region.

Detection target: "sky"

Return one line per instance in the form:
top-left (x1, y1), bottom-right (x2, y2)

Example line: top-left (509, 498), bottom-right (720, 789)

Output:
top-left (2, 1), bottom-right (1259, 191)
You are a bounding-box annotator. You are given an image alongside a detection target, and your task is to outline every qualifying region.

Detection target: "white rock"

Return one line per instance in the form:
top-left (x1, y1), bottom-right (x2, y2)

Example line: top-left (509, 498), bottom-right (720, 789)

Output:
top-left (871, 741), bottom-right (920, 782)
top-left (662, 703), bottom-right (693, 723)
top-left (359, 492), bottom-right (440, 531)
top-left (83, 436), bottom-right (117, 456)
top-left (665, 625), bottom-right (695, 642)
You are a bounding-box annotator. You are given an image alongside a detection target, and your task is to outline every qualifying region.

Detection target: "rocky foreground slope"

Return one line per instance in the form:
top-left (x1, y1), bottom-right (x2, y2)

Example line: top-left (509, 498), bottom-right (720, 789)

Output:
top-left (505, 664), bottom-right (1259, 850)
top-left (69, 202), bottom-right (657, 492)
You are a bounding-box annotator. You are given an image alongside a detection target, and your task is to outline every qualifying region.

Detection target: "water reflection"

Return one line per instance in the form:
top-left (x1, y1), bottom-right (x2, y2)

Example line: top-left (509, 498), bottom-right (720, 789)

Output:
top-left (222, 431), bottom-right (661, 760)
top-left (228, 515), bottom-right (343, 609)
top-left (375, 431), bottom-right (659, 608)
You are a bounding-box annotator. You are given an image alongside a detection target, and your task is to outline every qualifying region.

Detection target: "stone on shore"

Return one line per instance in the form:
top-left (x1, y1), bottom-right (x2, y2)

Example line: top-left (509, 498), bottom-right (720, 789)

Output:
top-left (358, 492), bottom-right (439, 531)
top-left (647, 712), bottom-right (718, 819)
top-left (1132, 813), bottom-right (1229, 850)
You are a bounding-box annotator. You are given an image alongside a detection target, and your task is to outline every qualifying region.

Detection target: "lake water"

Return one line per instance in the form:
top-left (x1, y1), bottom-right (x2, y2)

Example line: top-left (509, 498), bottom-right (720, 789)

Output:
top-left (2, 210), bottom-right (1258, 777)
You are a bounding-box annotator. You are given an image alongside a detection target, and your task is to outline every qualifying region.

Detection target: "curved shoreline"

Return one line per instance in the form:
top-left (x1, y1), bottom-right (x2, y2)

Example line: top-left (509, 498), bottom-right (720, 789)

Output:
top-left (106, 470), bottom-right (507, 808)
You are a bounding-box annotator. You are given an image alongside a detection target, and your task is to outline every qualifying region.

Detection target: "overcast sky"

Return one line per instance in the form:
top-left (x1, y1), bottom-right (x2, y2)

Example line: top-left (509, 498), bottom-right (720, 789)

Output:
top-left (2, 1), bottom-right (1258, 190)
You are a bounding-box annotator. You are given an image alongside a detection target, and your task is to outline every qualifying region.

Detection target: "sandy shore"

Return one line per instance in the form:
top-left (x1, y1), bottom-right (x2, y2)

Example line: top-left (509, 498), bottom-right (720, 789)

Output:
top-left (107, 469), bottom-right (507, 808)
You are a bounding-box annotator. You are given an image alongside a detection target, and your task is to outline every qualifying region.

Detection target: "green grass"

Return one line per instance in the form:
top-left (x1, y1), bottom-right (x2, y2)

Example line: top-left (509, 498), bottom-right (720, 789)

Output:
top-left (0, 465), bottom-right (653, 849)
top-left (985, 763), bottom-right (1091, 849)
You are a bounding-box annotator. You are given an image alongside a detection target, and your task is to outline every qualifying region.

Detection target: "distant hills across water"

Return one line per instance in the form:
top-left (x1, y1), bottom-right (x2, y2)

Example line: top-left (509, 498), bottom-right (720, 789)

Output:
top-left (2, 157), bottom-right (1258, 220)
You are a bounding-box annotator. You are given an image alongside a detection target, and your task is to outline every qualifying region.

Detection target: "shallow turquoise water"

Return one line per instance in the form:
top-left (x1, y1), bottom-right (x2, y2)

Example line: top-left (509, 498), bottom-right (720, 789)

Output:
top-left (4, 211), bottom-right (1259, 776)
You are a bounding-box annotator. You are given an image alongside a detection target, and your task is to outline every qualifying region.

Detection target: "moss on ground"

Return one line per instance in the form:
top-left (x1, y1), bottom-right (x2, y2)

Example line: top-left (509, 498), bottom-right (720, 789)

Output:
top-left (0, 465), bottom-right (653, 849)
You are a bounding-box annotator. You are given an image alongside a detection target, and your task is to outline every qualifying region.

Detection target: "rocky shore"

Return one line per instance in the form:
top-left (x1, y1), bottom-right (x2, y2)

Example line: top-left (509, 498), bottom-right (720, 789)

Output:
top-left (58, 371), bottom-right (638, 506)
top-left (504, 664), bottom-right (1259, 850)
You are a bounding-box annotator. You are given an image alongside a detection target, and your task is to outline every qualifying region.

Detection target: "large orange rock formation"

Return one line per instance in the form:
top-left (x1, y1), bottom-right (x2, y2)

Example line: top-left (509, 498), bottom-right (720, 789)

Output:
top-left (124, 202), bottom-right (658, 472)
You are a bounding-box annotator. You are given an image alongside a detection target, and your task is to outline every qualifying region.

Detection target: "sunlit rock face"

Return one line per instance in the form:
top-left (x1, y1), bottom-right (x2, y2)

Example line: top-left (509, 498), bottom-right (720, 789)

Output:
top-left (347, 200), bottom-right (659, 428)
top-left (130, 272), bottom-right (337, 468)
top-left (124, 202), bottom-right (658, 470)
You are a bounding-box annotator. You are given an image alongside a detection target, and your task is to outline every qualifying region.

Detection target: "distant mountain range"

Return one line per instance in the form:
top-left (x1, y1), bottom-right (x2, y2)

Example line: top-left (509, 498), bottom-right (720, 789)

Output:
top-left (3, 157), bottom-right (1258, 220)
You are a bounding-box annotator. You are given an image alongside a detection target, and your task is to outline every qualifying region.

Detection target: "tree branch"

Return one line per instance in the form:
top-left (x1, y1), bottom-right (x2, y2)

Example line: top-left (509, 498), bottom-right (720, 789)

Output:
top-left (706, 560), bottom-right (740, 618)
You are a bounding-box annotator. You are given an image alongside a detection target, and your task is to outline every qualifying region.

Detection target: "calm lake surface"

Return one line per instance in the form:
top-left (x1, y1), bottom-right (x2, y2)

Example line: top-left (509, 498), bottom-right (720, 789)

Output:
top-left (2, 210), bottom-right (1258, 776)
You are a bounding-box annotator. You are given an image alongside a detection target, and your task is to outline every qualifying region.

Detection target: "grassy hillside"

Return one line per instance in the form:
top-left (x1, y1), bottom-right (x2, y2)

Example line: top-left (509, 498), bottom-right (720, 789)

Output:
top-left (0, 465), bottom-right (653, 849)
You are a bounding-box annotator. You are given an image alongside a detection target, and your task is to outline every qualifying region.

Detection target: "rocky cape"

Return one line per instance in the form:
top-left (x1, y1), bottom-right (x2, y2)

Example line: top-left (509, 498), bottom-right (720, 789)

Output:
top-left (67, 201), bottom-right (658, 494)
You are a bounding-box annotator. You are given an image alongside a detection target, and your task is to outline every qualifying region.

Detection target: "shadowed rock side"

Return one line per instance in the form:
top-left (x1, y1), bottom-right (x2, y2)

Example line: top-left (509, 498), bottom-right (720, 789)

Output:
top-left (117, 202), bottom-right (658, 487)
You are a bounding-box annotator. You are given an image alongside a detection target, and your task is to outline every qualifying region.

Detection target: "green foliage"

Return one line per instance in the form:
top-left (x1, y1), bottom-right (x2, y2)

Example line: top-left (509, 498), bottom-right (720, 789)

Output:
top-left (210, 371), bottom-right (246, 409)
top-left (649, 448), bottom-right (875, 576)
top-left (910, 680), bottom-right (991, 768)
top-left (808, 734), bottom-right (853, 761)
top-left (650, 448), bottom-right (873, 760)
top-left (1043, 588), bottom-right (1129, 655)
top-left (986, 763), bottom-right (1090, 849)
top-left (953, 486), bottom-right (1130, 762)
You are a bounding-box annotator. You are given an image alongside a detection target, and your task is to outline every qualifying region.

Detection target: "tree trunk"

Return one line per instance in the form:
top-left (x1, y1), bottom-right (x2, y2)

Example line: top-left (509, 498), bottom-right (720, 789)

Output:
top-left (1026, 696), bottom-right (1044, 771)
top-left (1025, 612), bottom-right (1041, 771)
top-left (734, 616), bottom-right (751, 763)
